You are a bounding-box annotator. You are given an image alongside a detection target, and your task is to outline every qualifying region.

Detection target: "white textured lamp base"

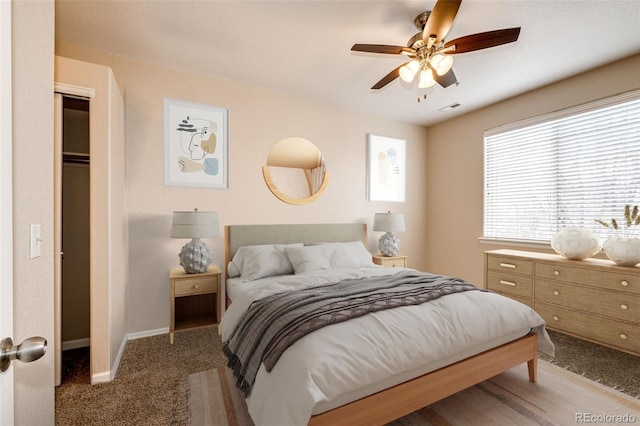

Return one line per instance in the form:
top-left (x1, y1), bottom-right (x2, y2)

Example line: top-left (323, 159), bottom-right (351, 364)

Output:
top-left (378, 232), bottom-right (400, 257)
top-left (179, 238), bottom-right (213, 274)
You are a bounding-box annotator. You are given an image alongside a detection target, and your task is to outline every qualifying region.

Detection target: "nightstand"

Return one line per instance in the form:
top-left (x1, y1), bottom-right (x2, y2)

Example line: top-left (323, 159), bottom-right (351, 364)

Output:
top-left (372, 254), bottom-right (408, 268)
top-left (169, 265), bottom-right (221, 344)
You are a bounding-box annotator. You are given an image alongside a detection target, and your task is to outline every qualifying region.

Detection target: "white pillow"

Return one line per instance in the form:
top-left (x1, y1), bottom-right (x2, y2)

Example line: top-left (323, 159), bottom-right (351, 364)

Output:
top-left (285, 241), bottom-right (375, 274)
top-left (328, 241), bottom-right (376, 268)
top-left (227, 243), bottom-right (302, 282)
top-left (284, 245), bottom-right (332, 274)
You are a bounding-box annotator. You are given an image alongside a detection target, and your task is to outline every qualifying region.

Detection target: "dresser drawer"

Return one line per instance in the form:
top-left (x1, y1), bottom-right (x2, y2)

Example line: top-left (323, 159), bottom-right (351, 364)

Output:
top-left (486, 255), bottom-right (533, 276)
top-left (174, 277), bottom-right (217, 296)
top-left (535, 262), bottom-right (640, 295)
top-left (536, 279), bottom-right (639, 323)
top-left (494, 293), bottom-right (534, 309)
top-left (486, 270), bottom-right (533, 299)
top-left (535, 302), bottom-right (640, 355)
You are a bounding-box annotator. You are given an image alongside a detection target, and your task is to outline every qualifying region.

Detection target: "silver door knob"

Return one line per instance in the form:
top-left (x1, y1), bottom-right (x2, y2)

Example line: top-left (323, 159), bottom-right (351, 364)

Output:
top-left (1, 336), bottom-right (47, 372)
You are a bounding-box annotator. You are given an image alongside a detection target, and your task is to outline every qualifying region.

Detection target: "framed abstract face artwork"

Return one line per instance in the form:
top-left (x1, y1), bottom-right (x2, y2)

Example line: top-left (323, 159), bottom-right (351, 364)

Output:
top-left (164, 98), bottom-right (228, 189)
top-left (367, 134), bottom-right (406, 202)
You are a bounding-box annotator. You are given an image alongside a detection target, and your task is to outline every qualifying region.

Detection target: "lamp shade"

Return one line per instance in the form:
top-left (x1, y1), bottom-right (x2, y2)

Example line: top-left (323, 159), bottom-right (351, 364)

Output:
top-left (170, 210), bottom-right (219, 239)
top-left (373, 212), bottom-right (406, 233)
top-left (399, 60), bottom-right (420, 83)
top-left (430, 53), bottom-right (453, 76)
top-left (418, 69), bottom-right (436, 88)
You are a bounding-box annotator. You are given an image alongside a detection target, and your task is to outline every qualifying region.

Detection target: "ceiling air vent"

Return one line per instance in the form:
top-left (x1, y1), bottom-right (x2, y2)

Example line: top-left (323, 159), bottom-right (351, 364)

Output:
top-left (439, 102), bottom-right (461, 112)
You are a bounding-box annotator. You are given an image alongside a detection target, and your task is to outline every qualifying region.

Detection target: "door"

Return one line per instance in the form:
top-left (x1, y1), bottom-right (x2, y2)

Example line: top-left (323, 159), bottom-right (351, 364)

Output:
top-left (54, 92), bottom-right (62, 386)
top-left (0, 0), bottom-right (13, 422)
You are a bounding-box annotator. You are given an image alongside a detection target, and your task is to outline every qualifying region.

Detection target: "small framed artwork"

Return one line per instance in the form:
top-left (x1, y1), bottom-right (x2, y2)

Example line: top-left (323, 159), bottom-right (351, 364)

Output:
top-left (164, 98), bottom-right (228, 188)
top-left (367, 134), bottom-right (406, 202)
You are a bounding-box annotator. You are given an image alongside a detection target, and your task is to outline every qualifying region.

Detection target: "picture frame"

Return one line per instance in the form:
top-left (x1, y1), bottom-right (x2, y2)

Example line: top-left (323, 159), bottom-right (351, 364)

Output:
top-left (164, 98), bottom-right (228, 189)
top-left (367, 134), bottom-right (406, 202)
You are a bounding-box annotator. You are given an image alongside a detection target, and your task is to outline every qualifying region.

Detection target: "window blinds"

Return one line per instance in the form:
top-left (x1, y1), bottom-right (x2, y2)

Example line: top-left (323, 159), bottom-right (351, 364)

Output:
top-left (484, 90), bottom-right (640, 242)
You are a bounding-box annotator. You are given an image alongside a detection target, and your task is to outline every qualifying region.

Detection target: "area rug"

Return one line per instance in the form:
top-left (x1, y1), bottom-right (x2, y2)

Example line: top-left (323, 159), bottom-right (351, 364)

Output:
top-left (188, 360), bottom-right (640, 425)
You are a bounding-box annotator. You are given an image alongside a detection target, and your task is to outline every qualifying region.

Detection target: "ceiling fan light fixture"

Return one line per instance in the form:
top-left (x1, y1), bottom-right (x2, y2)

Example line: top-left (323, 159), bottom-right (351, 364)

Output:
top-left (418, 69), bottom-right (436, 88)
top-left (399, 60), bottom-right (420, 83)
top-left (430, 54), bottom-right (453, 76)
top-left (351, 0), bottom-right (521, 93)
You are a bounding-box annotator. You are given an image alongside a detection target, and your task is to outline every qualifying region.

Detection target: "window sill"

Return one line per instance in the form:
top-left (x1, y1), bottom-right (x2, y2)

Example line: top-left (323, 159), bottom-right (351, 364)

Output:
top-left (478, 237), bottom-right (552, 251)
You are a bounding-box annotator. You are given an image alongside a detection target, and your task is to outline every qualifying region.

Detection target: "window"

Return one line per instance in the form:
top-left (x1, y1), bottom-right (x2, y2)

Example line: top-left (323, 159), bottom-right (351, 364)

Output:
top-left (484, 90), bottom-right (640, 243)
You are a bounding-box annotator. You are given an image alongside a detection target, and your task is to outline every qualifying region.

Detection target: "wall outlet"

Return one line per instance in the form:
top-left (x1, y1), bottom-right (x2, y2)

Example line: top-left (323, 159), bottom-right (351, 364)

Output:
top-left (29, 224), bottom-right (42, 259)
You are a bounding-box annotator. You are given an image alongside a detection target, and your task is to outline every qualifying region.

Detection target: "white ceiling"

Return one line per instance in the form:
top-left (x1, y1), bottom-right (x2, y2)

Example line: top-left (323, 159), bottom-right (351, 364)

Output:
top-left (55, 0), bottom-right (640, 127)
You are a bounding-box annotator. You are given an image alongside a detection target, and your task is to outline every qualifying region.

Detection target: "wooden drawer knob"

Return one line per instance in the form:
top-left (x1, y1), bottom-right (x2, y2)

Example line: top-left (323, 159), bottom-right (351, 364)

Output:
top-left (194, 284), bottom-right (199, 289)
top-left (553, 270), bottom-right (560, 276)
top-left (553, 290), bottom-right (559, 296)
top-left (620, 304), bottom-right (628, 310)
top-left (620, 333), bottom-right (628, 340)
top-left (620, 280), bottom-right (629, 287)
top-left (552, 315), bottom-right (559, 321)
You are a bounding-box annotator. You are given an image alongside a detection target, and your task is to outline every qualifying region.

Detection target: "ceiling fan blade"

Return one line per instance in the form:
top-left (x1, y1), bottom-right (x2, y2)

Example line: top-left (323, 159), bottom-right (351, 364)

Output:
top-left (422, 0), bottom-right (462, 43)
top-left (371, 63), bottom-right (406, 90)
top-left (443, 28), bottom-right (521, 54)
top-left (434, 68), bottom-right (457, 88)
top-left (351, 44), bottom-right (413, 55)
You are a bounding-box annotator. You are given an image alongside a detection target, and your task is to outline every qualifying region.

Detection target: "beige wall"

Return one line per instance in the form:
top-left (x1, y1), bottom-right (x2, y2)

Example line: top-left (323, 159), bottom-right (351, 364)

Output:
top-left (425, 54), bottom-right (640, 285)
top-left (54, 56), bottom-right (128, 383)
top-left (54, 46), bottom-right (639, 343)
top-left (55, 43), bottom-right (430, 334)
top-left (108, 67), bottom-right (128, 375)
top-left (12, 0), bottom-right (55, 423)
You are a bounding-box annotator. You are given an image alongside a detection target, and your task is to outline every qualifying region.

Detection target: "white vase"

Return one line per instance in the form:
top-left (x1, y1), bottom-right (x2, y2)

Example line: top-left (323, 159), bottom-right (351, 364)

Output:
top-left (603, 236), bottom-right (640, 267)
top-left (550, 227), bottom-right (602, 260)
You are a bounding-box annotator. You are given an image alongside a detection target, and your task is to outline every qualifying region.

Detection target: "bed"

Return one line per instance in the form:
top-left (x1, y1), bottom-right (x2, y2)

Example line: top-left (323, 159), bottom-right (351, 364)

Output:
top-left (220, 223), bottom-right (554, 426)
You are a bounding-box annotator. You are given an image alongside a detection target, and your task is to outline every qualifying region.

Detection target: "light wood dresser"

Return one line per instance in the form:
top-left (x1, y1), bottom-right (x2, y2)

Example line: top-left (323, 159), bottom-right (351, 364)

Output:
top-left (484, 249), bottom-right (639, 356)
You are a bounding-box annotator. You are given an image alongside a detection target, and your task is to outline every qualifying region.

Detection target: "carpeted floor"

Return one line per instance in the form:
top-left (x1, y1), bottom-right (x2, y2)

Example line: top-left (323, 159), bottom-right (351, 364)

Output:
top-left (539, 330), bottom-right (639, 398)
top-left (55, 326), bottom-right (227, 426)
top-left (189, 359), bottom-right (640, 426)
top-left (55, 327), bottom-right (639, 425)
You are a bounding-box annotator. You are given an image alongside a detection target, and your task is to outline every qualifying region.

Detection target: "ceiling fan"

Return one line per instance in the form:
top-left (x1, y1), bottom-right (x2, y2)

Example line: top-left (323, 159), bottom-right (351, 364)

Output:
top-left (351, 0), bottom-right (521, 95)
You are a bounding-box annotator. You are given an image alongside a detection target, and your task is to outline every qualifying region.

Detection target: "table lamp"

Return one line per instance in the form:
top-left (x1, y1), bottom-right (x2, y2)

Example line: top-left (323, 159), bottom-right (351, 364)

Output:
top-left (373, 212), bottom-right (405, 256)
top-left (170, 209), bottom-right (219, 273)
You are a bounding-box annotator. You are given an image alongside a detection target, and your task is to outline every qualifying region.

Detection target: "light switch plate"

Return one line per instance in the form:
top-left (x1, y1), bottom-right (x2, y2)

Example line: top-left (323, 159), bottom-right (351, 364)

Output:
top-left (29, 224), bottom-right (41, 259)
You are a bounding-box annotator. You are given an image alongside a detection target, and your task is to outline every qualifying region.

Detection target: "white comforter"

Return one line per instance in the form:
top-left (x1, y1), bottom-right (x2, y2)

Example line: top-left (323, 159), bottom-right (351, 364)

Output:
top-left (220, 267), bottom-right (554, 426)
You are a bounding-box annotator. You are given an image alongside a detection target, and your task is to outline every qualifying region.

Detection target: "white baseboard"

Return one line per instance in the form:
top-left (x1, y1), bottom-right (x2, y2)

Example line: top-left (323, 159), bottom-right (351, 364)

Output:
top-left (109, 333), bottom-right (129, 381)
top-left (127, 327), bottom-right (169, 341)
top-left (89, 327), bottom-right (170, 384)
top-left (62, 338), bottom-right (90, 351)
top-left (91, 370), bottom-right (111, 384)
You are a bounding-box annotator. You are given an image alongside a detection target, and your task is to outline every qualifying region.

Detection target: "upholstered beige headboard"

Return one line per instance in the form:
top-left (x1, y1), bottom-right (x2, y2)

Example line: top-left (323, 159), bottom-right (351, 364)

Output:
top-left (224, 223), bottom-right (368, 278)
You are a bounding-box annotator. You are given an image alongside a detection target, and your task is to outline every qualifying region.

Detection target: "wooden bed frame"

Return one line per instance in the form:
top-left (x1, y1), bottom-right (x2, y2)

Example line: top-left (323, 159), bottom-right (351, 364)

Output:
top-left (223, 223), bottom-right (539, 426)
top-left (309, 334), bottom-right (537, 426)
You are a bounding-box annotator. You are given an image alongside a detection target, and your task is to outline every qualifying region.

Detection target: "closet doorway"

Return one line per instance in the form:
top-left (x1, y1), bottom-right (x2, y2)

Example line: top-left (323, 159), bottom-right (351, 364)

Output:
top-left (54, 94), bottom-right (91, 385)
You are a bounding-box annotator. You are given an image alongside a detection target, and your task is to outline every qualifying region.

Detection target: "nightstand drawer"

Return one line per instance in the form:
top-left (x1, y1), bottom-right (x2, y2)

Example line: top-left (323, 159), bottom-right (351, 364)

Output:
top-left (174, 277), bottom-right (216, 296)
top-left (486, 270), bottom-right (533, 298)
top-left (486, 255), bottom-right (533, 276)
top-left (372, 255), bottom-right (407, 268)
top-left (380, 258), bottom-right (407, 267)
